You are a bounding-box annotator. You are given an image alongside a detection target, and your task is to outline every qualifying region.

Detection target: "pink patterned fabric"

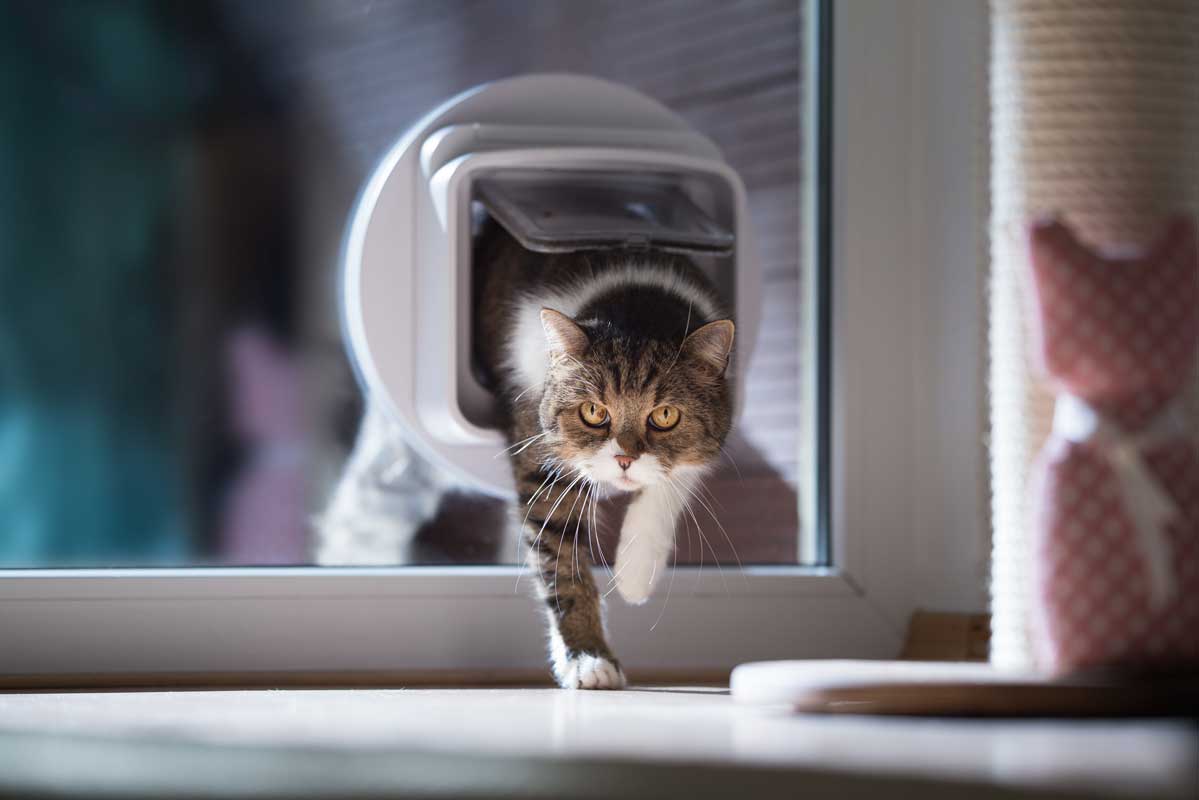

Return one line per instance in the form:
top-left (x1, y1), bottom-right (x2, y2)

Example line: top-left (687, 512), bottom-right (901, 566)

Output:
top-left (1028, 218), bottom-right (1199, 674)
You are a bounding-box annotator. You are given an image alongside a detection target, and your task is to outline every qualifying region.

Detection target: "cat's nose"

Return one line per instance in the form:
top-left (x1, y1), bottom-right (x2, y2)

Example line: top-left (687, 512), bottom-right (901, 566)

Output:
top-left (614, 454), bottom-right (637, 471)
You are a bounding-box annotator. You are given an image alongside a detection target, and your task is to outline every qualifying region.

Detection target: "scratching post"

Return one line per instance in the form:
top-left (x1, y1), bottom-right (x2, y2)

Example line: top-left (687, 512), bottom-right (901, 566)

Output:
top-left (988, 1), bottom-right (1199, 670)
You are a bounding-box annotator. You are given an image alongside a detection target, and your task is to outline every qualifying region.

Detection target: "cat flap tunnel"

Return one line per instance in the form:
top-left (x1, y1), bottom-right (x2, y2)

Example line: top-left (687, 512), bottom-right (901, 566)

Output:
top-left (342, 74), bottom-right (760, 498)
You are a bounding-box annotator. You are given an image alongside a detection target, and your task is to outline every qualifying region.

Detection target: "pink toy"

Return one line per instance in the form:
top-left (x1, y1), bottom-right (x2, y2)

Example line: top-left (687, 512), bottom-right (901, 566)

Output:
top-left (1028, 217), bottom-right (1199, 674)
top-left (219, 325), bottom-right (308, 565)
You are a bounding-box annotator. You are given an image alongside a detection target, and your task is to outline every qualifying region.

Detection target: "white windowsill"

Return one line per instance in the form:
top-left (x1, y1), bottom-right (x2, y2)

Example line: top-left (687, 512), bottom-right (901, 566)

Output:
top-left (0, 687), bottom-right (1193, 799)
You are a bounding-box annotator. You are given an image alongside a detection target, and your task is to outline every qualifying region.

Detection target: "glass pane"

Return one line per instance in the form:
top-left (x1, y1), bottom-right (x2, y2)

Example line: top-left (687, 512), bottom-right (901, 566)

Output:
top-left (0, 0), bottom-right (821, 569)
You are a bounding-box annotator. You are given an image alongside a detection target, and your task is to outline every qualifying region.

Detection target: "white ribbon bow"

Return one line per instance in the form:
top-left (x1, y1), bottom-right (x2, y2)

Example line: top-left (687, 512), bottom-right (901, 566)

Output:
top-left (1052, 394), bottom-right (1187, 608)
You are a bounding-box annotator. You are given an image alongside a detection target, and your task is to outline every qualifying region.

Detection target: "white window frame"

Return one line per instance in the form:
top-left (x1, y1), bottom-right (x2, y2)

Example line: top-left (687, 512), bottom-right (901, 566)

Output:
top-left (0, 0), bottom-right (988, 682)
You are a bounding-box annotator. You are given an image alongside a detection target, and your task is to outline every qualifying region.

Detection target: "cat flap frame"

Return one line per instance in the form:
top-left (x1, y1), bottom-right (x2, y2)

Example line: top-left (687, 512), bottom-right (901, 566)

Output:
top-left (342, 74), bottom-right (759, 498)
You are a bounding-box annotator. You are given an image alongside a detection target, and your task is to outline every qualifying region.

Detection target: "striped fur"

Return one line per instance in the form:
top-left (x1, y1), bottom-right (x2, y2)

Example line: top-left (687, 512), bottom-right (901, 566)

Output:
top-left (476, 221), bottom-right (734, 689)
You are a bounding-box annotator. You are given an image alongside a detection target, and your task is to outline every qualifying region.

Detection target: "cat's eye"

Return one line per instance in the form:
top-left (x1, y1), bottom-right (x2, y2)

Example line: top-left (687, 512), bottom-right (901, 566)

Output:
top-left (648, 405), bottom-right (681, 431)
top-left (579, 401), bottom-right (610, 428)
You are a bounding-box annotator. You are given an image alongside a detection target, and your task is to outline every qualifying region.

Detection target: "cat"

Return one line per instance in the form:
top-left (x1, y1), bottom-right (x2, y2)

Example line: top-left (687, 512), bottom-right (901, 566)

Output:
top-left (476, 221), bottom-right (736, 688)
top-left (319, 220), bottom-right (735, 689)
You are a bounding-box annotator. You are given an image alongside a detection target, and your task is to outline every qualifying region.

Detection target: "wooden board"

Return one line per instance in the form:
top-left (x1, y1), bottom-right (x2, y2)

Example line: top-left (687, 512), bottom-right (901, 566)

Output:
top-left (731, 660), bottom-right (1199, 717)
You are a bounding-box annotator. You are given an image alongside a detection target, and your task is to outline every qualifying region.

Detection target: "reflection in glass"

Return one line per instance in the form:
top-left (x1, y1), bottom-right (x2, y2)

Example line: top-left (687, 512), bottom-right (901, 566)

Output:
top-left (0, 0), bottom-right (810, 568)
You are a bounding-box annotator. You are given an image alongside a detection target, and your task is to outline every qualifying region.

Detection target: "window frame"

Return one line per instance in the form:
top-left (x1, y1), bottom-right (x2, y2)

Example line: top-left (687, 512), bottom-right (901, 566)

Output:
top-left (0, 0), bottom-right (989, 683)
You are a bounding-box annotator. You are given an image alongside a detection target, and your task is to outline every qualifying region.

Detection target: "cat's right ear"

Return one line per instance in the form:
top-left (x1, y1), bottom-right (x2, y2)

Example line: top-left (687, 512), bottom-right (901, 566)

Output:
top-left (540, 308), bottom-right (589, 358)
top-left (682, 319), bottom-right (735, 374)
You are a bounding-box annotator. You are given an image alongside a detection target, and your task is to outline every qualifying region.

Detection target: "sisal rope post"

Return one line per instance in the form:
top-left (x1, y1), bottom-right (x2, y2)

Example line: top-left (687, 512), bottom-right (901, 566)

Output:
top-left (988, 0), bottom-right (1199, 670)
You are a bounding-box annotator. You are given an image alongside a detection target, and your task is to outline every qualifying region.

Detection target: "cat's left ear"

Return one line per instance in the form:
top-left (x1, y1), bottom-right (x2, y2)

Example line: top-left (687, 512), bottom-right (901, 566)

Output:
top-left (540, 308), bottom-right (589, 358)
top-left (683, 319), bottom-right (735, 374)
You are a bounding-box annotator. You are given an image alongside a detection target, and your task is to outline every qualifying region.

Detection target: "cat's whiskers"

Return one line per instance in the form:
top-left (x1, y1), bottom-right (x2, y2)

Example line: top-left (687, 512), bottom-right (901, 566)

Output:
top-left (525, 468), bottom-right (557, 508)
top-left (579, 477), bottom-right (597, 564)
top-left (541, 471), bottom-right (588, 612)
top-left (580, 476), bottom-right (598, 564)
top-left (561, 469), bottom-right (590, 582)
top-left (650, 493), bottom-right (680, 632)
top-left (514, 462), bottom-right (566, 591)
top-left (662, 475), bottom-right (728, 593)
top-left (559, 374), bottom-right (601, 392)
top-left (495, 431), bottom-right (548, 459)
top-left (677, 481), bottom-right (701, 574)
top-left (697, 482), bottom-right (727, 513)
top-left (599, 478), bottom-right (662, 594)
top-left (603, 522), bottom-right (651, 597)
top-left (522, 464), bottom-right (563, 528)
top-left (661, 474), bottom-right (703, 577)
top-left (511, 383), bottom-right (538, 404)
top-left (663, 300), bottom-right (693, 377)
top-left (554, 354), bottom-right (605, 388)
top-left (593, 485), bottom-right (607, 572)
top-left (676, 477), bottom-right (745, 583)
top-left (718, 445), bottom-right (743, 480)
top-left (529, 467), bottom-right (571, 534)
top-left (585, 478), bottom-right (611, 575)
top-left (652, 556), bottom-right (681, 633)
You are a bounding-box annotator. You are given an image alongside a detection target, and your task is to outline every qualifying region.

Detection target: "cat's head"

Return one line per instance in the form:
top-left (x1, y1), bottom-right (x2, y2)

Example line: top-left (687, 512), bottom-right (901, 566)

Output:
top-left (1028, 217), bottom-right (1198, 422)
top-left (536, 308), bottom-right (734, 493)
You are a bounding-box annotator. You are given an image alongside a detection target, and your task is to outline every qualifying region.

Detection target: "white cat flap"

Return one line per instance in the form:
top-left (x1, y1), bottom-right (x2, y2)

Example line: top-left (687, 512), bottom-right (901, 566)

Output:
top-left (342, 74), bottom-right (759, 497)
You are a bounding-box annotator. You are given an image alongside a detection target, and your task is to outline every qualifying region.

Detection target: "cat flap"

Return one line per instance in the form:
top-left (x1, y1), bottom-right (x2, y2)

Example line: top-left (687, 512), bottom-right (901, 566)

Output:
top-left (474, 170), bottom-right (734, 256)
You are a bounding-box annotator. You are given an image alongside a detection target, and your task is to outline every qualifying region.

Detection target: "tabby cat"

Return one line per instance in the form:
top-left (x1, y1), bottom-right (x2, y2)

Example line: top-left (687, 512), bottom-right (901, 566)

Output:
top-left (473, 221), bottom-right (735, 689)
top-left (319, 221), bottom-right (735, 689)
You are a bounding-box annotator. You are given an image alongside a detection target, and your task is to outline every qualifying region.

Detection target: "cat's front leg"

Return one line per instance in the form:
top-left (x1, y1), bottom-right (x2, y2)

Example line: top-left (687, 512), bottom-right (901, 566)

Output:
top-left (523, 474), bottom-right (626, 690)
top-left (613, 473), bottom-right (696, 605)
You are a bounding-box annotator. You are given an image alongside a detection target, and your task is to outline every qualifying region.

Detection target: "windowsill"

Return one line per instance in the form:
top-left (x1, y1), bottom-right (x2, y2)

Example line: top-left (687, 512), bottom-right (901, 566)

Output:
top-left (1, 686), bottom-right (1193, 799)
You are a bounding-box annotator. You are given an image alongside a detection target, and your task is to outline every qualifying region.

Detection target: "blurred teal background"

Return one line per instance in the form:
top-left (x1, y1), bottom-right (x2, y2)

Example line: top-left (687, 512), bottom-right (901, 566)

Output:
top-left (0, 1), bottom-right (300, 566)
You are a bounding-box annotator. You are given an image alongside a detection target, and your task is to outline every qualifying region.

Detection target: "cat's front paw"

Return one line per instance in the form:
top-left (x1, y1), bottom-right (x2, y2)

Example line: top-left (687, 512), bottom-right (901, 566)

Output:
top-left (557, 653), bottom-right (627, 690)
